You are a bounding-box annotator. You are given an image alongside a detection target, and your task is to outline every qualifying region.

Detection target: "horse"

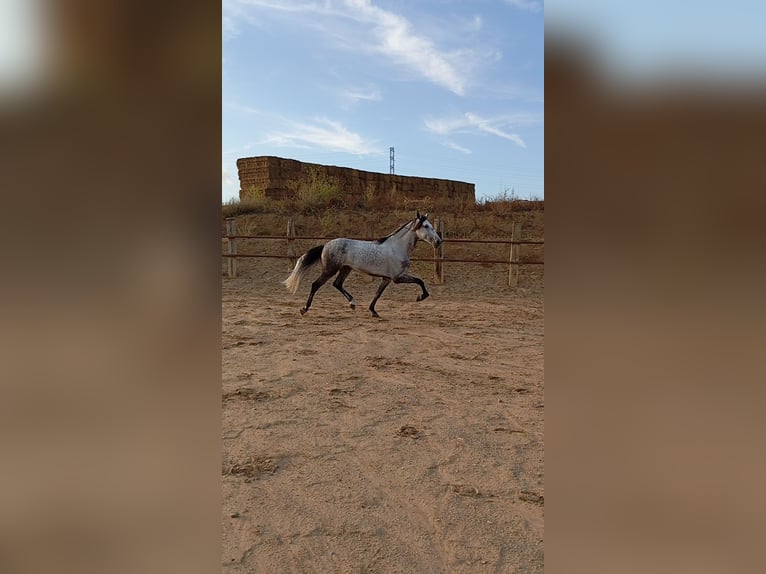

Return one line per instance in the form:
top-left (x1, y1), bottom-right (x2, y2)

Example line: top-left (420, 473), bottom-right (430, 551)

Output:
top-left (283, 212), bottom-right (443, 317)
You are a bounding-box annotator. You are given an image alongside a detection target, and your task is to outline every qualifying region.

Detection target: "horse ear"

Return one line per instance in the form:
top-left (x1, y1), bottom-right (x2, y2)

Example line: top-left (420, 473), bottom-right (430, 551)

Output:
top-left (416, 210), bottom-right (421, 219)
top-left (423, 213), bottom-right (428, 220)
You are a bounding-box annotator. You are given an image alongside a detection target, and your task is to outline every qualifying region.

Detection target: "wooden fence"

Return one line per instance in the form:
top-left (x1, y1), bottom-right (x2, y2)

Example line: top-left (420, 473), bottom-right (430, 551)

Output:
top-left (222, 217), bottom-right (543, 287)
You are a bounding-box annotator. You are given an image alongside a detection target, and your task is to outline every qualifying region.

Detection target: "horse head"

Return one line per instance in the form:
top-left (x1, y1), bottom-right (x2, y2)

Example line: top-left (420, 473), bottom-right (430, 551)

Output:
top-left (413, 212), bottom-right (442, 247)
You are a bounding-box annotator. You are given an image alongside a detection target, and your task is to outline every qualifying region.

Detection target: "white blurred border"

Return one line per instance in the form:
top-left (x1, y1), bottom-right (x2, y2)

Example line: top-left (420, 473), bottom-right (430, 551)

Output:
top-left (0, 0), bottom-right (48, 96)
top-left (546, 0), bottom-right (766, 83)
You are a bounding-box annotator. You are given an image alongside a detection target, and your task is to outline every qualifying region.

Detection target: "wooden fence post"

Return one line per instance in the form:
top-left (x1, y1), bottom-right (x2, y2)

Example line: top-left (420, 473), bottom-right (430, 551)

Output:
top-left (286, 218), bottom-right (296, 270)
top-left (363, 221), bottom-right (374, 282)
top-left (509, 222), bottom-right (522, 287)
top-left (226, 217), bottom-right (237, 278)
top-left (434, 218), bottom-right (445, 284)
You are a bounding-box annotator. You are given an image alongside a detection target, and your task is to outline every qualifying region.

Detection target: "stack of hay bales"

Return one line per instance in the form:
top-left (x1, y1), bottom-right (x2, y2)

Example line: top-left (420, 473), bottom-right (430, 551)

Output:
top-left (236, 156), bottom-right (475, 205)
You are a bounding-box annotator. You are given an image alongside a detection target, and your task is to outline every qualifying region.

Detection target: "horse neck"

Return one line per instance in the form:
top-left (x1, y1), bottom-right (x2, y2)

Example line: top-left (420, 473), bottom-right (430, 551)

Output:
top-left (388, 221), bottom-right (418, 253)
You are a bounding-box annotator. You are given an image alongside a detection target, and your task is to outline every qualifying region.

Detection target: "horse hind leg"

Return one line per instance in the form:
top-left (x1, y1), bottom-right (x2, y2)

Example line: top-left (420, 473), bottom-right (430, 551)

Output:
top-left (301, 268), bottom-right (337, 315)
top-left (332, 266), bottom-right (357, 309)
top-left (393, 274), bottom-right (429, 301)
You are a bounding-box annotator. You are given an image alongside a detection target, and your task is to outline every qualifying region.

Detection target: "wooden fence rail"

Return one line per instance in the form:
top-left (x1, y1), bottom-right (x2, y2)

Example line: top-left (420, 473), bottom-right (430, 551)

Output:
top-left (222, 217), bottom-right (543, 286)
top-left (222, 234), bottom-right (543, 245)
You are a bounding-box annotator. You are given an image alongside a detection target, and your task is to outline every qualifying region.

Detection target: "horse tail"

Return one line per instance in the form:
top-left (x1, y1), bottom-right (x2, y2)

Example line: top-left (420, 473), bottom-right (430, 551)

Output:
top-left (283, 245), bottom-right (324, 294)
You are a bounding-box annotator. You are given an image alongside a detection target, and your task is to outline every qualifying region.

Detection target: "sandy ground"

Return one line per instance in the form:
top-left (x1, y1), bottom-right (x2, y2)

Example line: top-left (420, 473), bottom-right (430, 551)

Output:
top-left (222, 257), bottom-right (544, 573)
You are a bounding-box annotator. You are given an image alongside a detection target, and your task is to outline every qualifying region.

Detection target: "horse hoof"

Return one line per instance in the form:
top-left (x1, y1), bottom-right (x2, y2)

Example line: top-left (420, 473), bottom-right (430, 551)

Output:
top-left (369, 310), bottom-right (380, 318)
top-left (417, 293), bottom-right (429, 302)
top-left (349, 303), bottom-right (356, 310)
top-left (300, 307), bottom-right (308, 315)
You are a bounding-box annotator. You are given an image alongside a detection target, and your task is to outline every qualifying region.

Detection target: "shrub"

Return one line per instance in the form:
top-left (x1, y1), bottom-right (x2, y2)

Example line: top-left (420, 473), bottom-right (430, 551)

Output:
top-left (222, 187), bottom-right (270, 217)
top-left (289, 167), bottom-right (345, 212)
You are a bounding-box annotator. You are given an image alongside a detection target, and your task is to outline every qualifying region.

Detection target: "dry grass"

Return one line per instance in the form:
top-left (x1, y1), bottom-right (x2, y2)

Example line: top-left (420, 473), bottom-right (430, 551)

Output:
top-left (223, 208), bottom-right (543, 254)
top-left (222, 192), bottom-right (270, 218)
top-left (223, 188), bottom-right (543, 220)
top-left (475, 190), bottom-right (544, 215)
top-left (288, 167), bottom-right (346, 212)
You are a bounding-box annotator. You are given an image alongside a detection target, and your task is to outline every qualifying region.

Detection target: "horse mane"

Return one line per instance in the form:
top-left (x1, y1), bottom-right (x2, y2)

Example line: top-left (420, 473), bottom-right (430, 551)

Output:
top-left (376, 220), bottom-right (412, 244)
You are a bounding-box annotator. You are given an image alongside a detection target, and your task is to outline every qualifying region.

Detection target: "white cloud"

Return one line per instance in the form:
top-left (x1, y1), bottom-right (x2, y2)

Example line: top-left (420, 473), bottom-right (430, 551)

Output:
top-left (425, 112), bottom-right (542, 148)
top-left (234, 0), bottom-right (325, 14)
top-left (222, 164), bottom-right (239, 202)
top-left (480, 82), bottom-right (544, 103)
top-left (226, 102), bottom-right (379, 154)
top-left (264, 117), bottom-right (381, 155)
top-left (226, 101), bottom-right (263, 115)
top-left (223, 15), bottom-right (239, 40)
top-left (223, 0), bottom-right (255, 40)
top-left (342, 0), bottom-right (467, 95)
top-left (222, 165), bottom-right (235, 186)
top-left (443, 140), bottom-right (472, 154)
top-left (503, 0), bottom-right (543, 13)
top-left (225, 0), bottom-right (473, 95)
top-left (341, 86), bottom-right (382, 103)
top-left (464, 112), bottom-right (526, 147)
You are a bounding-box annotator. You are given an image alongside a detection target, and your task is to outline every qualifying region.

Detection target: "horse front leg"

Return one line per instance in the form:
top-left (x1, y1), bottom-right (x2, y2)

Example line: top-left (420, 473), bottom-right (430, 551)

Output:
top-left (393, 274), bottom-right (429, 301)
top-left (368, 278), bottom-right (391, 318)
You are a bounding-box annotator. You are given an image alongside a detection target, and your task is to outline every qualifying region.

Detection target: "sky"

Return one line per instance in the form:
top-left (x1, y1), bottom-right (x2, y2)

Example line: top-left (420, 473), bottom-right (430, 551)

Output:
top-left (222, 0), bottom-right (544, 203)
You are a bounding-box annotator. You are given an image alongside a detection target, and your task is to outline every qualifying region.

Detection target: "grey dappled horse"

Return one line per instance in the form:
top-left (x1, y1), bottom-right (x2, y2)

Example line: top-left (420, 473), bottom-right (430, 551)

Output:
top-left (283, 212), bottom-right (443, 317)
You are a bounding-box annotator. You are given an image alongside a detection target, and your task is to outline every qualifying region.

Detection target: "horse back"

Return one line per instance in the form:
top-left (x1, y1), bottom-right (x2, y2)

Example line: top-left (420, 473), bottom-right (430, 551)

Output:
top-left (324, 237), bottom-right (406, 277)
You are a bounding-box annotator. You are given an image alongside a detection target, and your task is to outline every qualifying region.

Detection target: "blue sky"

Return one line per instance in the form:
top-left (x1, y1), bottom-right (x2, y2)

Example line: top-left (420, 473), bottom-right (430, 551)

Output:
top-left (222, 0), bottom-right (544, 203)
